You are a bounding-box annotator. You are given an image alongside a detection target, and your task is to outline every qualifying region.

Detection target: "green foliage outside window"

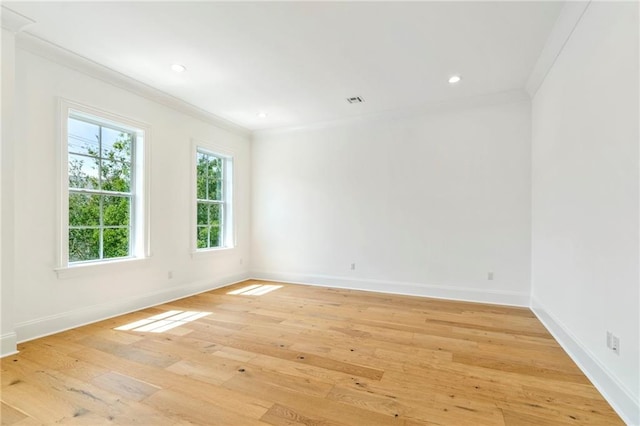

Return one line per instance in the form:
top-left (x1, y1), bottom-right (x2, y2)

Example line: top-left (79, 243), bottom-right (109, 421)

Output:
top-left (68, 117), bottom-right (133, 262)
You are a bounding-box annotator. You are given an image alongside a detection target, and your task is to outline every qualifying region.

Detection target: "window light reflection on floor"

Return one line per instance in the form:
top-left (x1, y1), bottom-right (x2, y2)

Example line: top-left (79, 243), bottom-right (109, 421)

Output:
top-left (227, 284), bottom-right (283, 296)
top-left (114, 310), bottom-right (211, 333)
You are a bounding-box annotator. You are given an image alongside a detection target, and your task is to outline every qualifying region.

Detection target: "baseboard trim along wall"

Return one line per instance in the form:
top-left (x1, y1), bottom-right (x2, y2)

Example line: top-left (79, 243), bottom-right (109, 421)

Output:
top-left (0, 332), bottom-right (19, 358)
top-left (251, 270), bottom-right (529, 307)
top-left (531, 297), bottom-right (639, 426)
top-left (5, 272), bottom-right (250, 356)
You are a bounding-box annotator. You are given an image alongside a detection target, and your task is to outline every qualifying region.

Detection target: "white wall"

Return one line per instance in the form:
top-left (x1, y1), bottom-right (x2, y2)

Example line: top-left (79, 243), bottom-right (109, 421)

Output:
top-left (252, 100), bottom-right (532, 306)
top-left (2, 45), bottom-right (251, 350)
top-left (531, 2), bottom-right (639, 424)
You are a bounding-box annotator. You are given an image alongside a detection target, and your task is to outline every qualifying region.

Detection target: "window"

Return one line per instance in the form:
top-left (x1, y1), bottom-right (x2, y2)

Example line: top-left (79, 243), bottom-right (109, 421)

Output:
top-left (195, 146), bottom-right (233, 250)
top-left (60, 100), bottom-right (148, 267)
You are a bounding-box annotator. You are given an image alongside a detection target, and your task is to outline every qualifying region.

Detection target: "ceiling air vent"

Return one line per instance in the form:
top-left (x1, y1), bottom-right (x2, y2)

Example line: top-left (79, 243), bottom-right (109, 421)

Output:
top-left (346, 96), bottom-right (364, 104)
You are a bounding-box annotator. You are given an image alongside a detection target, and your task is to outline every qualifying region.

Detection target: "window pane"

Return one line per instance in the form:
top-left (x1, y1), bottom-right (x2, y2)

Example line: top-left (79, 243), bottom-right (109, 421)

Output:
top-left (102, 127), bottom-right (132, 163)
top-left (197, 226), bottom-right (209, 249)
top-left (208, 177), bottom-right (222, 201)
top-left (196, 153), bottom-right (208, 199)
top-left (210, 157), bottom-right (222, 180)
top-left (207, 157), bottom-right (223, 200)
top-left (210, 203), bottom-right (221, 226)
top-left (68, 118), bottom-right (99, 156)
top-left (103, 196), bottom-right (130, 226)
top-left (68, 153), bottom-right (99, 189)
top-left (101, 160), bottom-right (131, 192)
top-left (69, 228), bottom-right (99, 262)
top-left (197, 202), bottom-right (209, 225)
top-left (69, 193), bottom-right (100, 226)
top-left (104, 228), bottom-right (129, 259)
top-left (209, 225), bottom-right (220, 248)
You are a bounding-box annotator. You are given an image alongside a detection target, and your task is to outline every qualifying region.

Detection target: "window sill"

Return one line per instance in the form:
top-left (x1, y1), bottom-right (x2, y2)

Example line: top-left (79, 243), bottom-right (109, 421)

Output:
top-left (191, 246), bottom-right (236, 260)
top-left (55, 256), bottom-right (151, 279)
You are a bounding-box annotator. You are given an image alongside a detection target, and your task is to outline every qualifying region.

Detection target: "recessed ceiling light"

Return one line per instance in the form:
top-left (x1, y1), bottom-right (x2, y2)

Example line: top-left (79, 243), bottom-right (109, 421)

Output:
top-left (171, 63), bottom-right (187, 73)
top-left (448, 75), bottom-right (461, 84)
top-left (257, 112), bottom-right (268, 119)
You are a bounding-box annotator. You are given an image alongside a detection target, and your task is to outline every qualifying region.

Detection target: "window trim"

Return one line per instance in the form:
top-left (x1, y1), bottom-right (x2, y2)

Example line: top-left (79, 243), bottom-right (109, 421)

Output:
top-left (191, 139), bottom-right (235, 255)
top-left (57, 99), bottom-right (151, 275)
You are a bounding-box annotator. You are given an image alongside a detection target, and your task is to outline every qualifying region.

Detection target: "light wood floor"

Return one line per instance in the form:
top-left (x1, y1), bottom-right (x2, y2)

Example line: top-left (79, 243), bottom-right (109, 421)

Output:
top-left (1, 280), bottom-right (623, 425)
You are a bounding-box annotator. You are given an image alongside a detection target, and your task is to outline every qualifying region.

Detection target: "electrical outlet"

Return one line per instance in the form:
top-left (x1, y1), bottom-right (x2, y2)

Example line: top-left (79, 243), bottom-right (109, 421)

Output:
top-left (612, 335), bottom-right (620, 355)
top-left (487, 272), bottom-right (494, 280)
top-left (350, 263), bottom-right (356, 271)
top-left (168, 271), bottom-right (173, 279)
top-left (606, 331), bottom-right (620, 355)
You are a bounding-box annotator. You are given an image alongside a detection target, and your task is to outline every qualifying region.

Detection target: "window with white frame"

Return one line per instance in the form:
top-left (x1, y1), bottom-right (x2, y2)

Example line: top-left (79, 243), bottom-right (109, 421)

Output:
top-left (62, 102), bottom-right (148, 266)
top-left (195, 147), bottom-right (233, 250)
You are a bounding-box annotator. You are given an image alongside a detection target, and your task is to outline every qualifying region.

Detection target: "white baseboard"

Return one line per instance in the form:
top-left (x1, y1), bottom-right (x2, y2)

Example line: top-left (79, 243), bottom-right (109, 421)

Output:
top-left (531, 297), bottom-right (639, 426)
top-left (251, 270), bottom-right (529, 307)
top-left (14, 272), bottom-right (250, 345)
top-left (1, 332), bottom-right (18, 358)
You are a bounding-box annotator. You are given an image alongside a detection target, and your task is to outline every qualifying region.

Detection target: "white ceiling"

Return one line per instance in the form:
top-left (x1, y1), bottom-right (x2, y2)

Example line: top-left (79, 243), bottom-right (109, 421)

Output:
top-left (5, 1), bottom-right (564, 131)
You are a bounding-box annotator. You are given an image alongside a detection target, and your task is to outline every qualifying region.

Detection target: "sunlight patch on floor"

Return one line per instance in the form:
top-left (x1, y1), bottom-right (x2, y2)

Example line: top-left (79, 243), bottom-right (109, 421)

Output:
top-left (227, 284), bottom-right (283, 296)
top-left (114, 310), bottom-right (211, 333)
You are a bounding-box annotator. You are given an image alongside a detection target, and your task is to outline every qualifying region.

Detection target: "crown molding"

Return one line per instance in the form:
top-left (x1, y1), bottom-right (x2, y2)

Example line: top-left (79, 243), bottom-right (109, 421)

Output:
top-left (253, 89), bottom-right (530, 137)
top-left (1, 6), bottom-right (35, 33)
top-left (15, 32), bottom-right (251, 138)
top-left (525, 1), bottom-right (591, 98)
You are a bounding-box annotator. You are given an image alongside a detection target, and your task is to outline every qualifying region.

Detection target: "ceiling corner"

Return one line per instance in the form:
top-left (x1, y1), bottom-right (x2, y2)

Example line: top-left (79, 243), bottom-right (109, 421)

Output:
top-left (1, 6), bottom-right (35, 33)
top-left (525, 1), bottom-right (591, 98)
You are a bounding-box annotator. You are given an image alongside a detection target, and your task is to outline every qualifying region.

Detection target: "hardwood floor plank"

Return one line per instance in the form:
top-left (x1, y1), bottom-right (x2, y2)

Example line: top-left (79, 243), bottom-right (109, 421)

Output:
top-left (246, 353), bottom-right (368, 384)
top-left (144, 389), bottom-right (270, 426)
top-left (165, 358), bottom-right (240, 386)
top-left (91, 371), bottom-right (161, 402)
top-left (500, 409), bottom-right (574, 426)
top-left (78, 335), bottom-right (180, 369)
top-left (260, 402), bottom-right (347, 426)
top-left (223, 373), bottom-right (402, 426)
top-left (452, 353), bottom-right (591, 384)
top-left (235, 365), bottom-right (334, 398)
top-left (1, 280), bottom-right (623, 425)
